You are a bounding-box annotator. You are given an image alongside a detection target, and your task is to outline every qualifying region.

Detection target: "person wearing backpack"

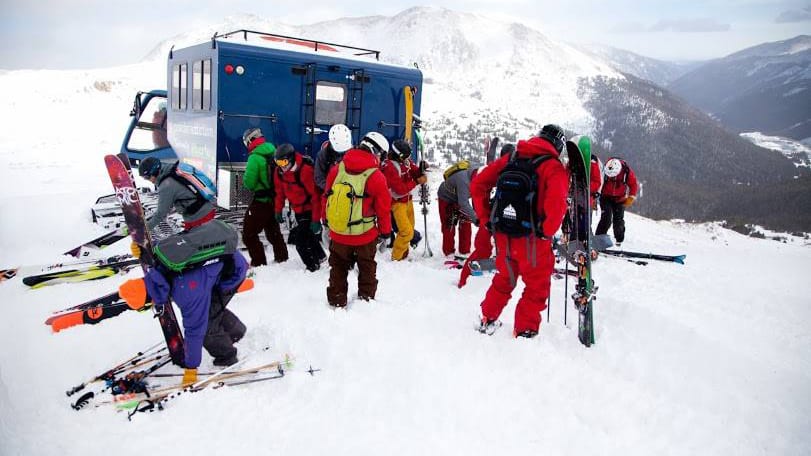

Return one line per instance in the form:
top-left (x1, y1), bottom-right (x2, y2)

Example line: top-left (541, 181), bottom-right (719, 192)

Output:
top-left (437, 160), bottom-right (479, 257)
top-left (381, 139), bottom-right (427, 261)
top-left (241, 128), bottom-right (289, 267)
top-left (138, 157), bottom-right (217, 232)
top-left (272, 144), bottom-right (325, 272)
top-left (119, 249), bottom-right (251, 383)
top-left (595, 157), bottom-right (638, 247)
top-left (322, 132), bottom-right (393, 308)
top-left (470, 124), bottom-right (569, 338)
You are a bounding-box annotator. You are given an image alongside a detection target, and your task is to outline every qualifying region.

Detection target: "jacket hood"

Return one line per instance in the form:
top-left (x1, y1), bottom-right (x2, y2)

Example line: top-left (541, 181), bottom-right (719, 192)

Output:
top-left (516, 136), bottom-right (560, 159)
top-left (249, 139), bottom-right (276, 157)
top-left (341, 148), bottom-right (380, 173)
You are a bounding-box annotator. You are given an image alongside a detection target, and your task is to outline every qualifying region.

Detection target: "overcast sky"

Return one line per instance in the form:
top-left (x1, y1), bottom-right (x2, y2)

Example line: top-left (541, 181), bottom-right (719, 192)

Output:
top-left (1, 0), bottom-right (809, 69)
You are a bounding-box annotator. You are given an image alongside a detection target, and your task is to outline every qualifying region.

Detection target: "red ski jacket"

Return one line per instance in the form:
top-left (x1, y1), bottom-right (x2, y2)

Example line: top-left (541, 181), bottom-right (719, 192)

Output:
top-left (601, 160), bottom-right (638, 201)
top-left (380, 158), bottom-right (420, 203)
top-left (471, 136), bottom-right (569, 238)
top-left (322, 148), bottom-right (392, 246)
top-left (274, 153), bottom-right (321, 222)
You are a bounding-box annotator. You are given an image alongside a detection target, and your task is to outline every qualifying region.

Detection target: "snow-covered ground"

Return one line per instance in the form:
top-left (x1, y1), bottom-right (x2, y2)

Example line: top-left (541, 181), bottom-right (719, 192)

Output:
top-left (1, 18), bottom-right (810, 456)
top-left (741, 131), bottom-right (811, 168)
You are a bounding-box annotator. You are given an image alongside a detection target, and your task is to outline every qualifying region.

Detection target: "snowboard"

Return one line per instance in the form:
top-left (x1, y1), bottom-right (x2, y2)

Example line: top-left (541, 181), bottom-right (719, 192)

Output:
top-left (404, 85), bottom-right (414, 143)
top-left (602, 249), bottom-right (686, 264)
top-left (566, 136), bottom-right (596, 347)
top-left (486, 136), bottom-right (501, 165)
top-left (105, 154), bottom-right (185, 366)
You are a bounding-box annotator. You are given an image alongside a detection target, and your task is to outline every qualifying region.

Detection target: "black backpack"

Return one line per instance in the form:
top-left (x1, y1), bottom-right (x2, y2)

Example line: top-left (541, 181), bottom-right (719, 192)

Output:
top-left (489, 153), bottom-right (554, 238)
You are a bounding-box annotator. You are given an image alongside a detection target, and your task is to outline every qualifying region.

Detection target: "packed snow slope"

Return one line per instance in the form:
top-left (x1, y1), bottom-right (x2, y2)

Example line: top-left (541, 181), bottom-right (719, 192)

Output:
top-left (0, 23), bottom-right (810, 456)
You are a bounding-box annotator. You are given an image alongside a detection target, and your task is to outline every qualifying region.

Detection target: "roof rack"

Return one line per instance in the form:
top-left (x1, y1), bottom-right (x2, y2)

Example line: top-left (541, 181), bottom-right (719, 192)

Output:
top-left (214, 29), bottom-right (381, 60)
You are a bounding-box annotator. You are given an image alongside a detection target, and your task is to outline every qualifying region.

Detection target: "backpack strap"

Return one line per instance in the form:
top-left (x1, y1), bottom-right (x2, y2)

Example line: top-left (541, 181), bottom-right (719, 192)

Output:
top-left (163, 162), bottom-right (207, 215)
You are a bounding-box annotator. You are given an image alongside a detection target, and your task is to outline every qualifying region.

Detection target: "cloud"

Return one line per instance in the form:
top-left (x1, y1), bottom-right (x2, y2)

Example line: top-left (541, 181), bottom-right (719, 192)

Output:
top-left (775, 6), bottom-right (811, 23)
top-left (649, 18), bottom-right (731, 32)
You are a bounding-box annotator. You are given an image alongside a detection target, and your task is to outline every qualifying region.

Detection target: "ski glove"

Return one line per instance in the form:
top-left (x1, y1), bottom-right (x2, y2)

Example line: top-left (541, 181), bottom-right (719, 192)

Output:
top-left (182, 368), bottom-right (197, 387)
top-left (310, 221), bottom-right (322, 235)
top-left (130, 242), bottom-right (141, 259)
top-left (623, 196), bottom-right (636, 208)
top-left (275, 213), bottom-right (284, 223)
top-left (119, 278), bottom-right (147, 310)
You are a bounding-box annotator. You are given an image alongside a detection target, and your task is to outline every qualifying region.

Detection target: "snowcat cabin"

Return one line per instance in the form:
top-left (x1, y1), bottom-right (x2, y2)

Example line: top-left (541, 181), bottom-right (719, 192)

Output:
top-left (121, 90), bottom-right (177, 165)
top-left (165, 30), bottom-right (423, 211)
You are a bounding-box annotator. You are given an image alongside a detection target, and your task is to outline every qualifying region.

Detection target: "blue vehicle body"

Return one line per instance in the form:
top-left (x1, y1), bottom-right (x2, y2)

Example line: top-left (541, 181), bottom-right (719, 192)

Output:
top-left (122, 31), bottom-right (423, 210)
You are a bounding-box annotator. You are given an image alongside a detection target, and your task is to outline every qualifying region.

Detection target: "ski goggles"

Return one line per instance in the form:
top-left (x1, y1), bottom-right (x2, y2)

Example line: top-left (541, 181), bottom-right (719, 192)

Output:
top-left (274, 157), bottom-right (291, 168)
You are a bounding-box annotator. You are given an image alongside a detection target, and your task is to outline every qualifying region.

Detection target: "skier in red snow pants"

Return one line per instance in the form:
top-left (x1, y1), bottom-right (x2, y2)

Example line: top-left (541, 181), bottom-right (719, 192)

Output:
top-left (471, 128), bottom-right (569, 337)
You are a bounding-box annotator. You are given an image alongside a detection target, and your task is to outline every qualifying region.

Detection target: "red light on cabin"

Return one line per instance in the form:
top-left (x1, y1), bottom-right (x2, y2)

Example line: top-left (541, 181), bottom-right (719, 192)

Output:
top-left (224, 64), bottom-right (235, 75)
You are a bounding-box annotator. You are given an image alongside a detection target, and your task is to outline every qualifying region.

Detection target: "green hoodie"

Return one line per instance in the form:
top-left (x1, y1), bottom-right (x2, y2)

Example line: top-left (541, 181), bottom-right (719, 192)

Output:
top-left (243, 141), bottom-right (277, 202)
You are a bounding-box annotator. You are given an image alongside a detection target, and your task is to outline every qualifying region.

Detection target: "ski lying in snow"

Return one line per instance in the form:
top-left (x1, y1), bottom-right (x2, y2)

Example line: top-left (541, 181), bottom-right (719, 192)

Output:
top-left (63, 226), bottom-right (129, 258)
top-left (566, 136), bottom-right (596, 347)
top-left (46, 279), bottom-right (254, 332)
top-left (602, 249), bottom-right (685, 264)
top-left (66, 341), bottom-right (168, 398)
top-left (22, 258), bottom-right (140, 288)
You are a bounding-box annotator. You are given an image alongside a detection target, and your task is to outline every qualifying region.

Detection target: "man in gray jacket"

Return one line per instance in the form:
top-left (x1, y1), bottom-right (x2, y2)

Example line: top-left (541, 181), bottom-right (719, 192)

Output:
top-left (138, 157), bottom-right (216, 232)
top-left (437, 165), bottom-right (479, 256)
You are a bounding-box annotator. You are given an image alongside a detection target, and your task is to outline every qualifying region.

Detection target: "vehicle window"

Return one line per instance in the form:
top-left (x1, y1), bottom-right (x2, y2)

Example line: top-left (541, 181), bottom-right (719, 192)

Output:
top-left (192, 59), bottom-right (212, 111)
top-left (172, 63), bottom-right (187, 111)
top-left (315, 81), bottom-right (346, 125)
top-left (127, 97), bottom-right (170, 152)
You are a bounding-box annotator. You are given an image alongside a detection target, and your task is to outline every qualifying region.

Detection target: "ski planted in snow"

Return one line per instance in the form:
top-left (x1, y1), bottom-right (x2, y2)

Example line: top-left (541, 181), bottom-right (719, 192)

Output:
top-left (566, 136), bottom-right (596, 347)
top-left (105, 153), bottom-right (185, 366)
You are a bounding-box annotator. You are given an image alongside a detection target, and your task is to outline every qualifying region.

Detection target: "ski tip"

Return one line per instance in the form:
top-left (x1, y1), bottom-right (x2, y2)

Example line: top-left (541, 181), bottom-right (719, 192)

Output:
top-left (237, 278), bottom-right (254, 293)
top-left (675, 255), bottom-right (686, 265)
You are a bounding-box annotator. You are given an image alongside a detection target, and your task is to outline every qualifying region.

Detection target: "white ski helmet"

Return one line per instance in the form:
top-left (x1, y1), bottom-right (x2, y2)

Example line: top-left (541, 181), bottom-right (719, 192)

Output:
top-left (605, 158), bottom-right (623, 178)
top-left (328, 124), bottom-right (352, 153)
top-left (360, 131), bottom-right (389, 155)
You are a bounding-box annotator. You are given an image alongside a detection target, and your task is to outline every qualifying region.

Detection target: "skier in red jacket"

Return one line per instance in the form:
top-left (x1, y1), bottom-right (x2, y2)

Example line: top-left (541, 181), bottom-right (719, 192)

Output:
top-left (322, 132), bottom-right (393, 308)
top-left (470, 125), bottom-right (570, 338)
top-left (595, 157), bottom-right (638, 247)
top-left (273, 144), bottom-right (326, 271)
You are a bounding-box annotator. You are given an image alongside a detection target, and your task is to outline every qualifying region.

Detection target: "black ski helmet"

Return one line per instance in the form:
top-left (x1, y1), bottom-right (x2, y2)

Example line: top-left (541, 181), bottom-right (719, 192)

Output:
top-left (538, 124), bottom-right (566, 154)
top-left (391, 139), bottom-right (412, 161)
top-left (138, 157), bottom-right (162, 178)
top-left (274, 143), bottom-right (295, 162)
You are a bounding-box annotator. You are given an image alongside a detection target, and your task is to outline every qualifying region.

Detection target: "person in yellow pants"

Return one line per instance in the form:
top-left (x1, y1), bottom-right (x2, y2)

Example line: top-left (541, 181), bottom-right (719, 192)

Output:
top-left (381, 139), bottom-right (427, 260)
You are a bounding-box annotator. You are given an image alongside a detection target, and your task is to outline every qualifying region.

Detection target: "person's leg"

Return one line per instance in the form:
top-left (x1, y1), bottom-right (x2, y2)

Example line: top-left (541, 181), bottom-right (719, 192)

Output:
top-left (242, 201), bottom-right (268, 266)
top-left (294, 212), bottom-right (320, 271)
top-left (264, 200), bottom-right (289, 263)
top-left (203, 290), bottom-right (239, 365)
top-left (391, 201), bottom-right (414, 260)
top-left (438, 198), bottom-right (456, 256)
top-left (355, 240), bottom-right (379, 300)
top-left (513, 239), bottom-right (553, 335)
top-left (458, 212), bottom-right (472, 255)
top-left (327, 242), bottom-right (352, 307)
top-left (480, 236), bottom-right (519, 322)
top-left (613, 203), bottom-right (626, 244)
top-left (594, 196), bottom-right (613, 237)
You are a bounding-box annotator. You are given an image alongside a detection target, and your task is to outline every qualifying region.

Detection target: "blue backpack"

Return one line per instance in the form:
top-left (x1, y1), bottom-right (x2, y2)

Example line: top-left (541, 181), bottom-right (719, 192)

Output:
top-left (165, 161), bottom-right (217, 214)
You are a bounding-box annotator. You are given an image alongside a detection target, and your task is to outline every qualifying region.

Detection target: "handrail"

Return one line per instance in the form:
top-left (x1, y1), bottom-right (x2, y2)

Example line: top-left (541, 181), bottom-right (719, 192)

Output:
top-left (214, 29), bottom-right (380, 60)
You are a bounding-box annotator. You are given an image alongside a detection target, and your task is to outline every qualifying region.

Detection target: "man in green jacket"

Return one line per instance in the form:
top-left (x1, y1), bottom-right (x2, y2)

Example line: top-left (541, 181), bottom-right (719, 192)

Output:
top-left (242, 128), bottom-right (288, 266)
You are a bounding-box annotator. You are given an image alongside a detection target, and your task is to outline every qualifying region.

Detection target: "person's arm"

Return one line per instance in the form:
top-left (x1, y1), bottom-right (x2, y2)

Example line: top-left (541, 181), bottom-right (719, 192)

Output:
top-left (540, 161), bottom-right (570, 238)
top-left (314, 149), bottom-right (329, 191)
top-left (301, 164), bottom-right (321, 222)
top-left (470, 157), bottom-right (506, 225)
top-left (370, 171), bottom-right (393, 235)
top-left (146, 181), bottom-right (173, 230)
top-left (243, 154), bottom-right (260, 191)
top-left (626, 167), bottom-right (639, 197)
top-left (453, 172), bottom-right (477, 223)
top-left (274, 170), bottom-right (286, 214)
